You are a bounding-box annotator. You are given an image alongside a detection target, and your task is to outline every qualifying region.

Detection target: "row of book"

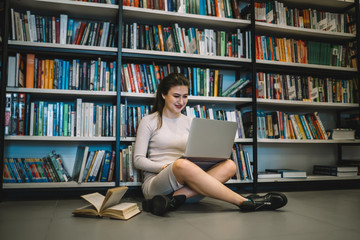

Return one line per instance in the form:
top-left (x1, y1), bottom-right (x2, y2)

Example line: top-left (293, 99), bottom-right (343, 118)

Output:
top-left (255, 35), bottom-right (356, 68)
top-left (5, 94), bottom-right (116, 137)
top-left (121, 62), bottom-right (250, 97)
top-left (7, 53), bottom-right (117, 91)
top-left (3, 151), bottom-right (72, 183)
top-left (123, 0), bottom-right (246, 19)
top-left (254, 111), bottom-right (328, 140)
top-left (76, 0), bottom-right (117, 3)
top-left (256, 72), bottom-right (359, 104)
top-left (184, 106), bottom-right (245, 139)
top-left (253, 1), bottom-right (355, 34)
top-left (10, 9), bottom-right (117, 47)
top-left (259, 165), bottom-right (360, 179)
top-left (120, 143), bottom-right (142, 183)
top-left (72, 147), bottom-right (116, 183)
top-left (231, 143), bottom-right (253, 181)
top-left (122, 22), bottom-right (251, 58)
top-left (120, 102), bottom-right (152, 138)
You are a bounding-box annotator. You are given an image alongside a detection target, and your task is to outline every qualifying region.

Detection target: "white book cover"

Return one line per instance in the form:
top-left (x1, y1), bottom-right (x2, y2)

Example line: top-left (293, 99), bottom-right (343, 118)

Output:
top-left (130, 64), bottom-right (139, 93)
top-left (26, 11), bottom-right (33, 42)
top-left (113, 105), bottom-right (117, 136)
top-left (47, 104), bottom-right (53, 136)
top-left (7, 56), bottom-right (16, 87)
top-left (89, 103), bottom-right (94, 137)
top-left (60, 14), bottom-right (68, 45)
top-left (90, 150), bottom-right (105, 182)
top-left (83, 102), bottom-right (89, 137)
top-left (29, 102), bottom-right (34, 136)
top-left (76, 98), bottom-right (82, 137)
top-left (71, 110), bottom-right (75, 137)
top-left (10, 8), bottom-right (15, 40)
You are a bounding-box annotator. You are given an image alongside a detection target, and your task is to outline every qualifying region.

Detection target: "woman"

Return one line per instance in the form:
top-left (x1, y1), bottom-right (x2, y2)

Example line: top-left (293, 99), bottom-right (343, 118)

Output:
top-left (134, 73), bottom-right (287, 216)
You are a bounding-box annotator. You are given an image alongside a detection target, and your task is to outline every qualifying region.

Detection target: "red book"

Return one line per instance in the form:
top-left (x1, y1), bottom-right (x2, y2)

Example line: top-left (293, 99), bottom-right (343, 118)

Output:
top-left (75, 22), bottom-right (87, 45)
top-left (135, 64), bottom-right (144, 93)
top-left (126, 63), bottom-right (136, 92)
top-left (37, 60), bottom-right (42, 89)
top-left (25, 54), bottom-right (35, 88)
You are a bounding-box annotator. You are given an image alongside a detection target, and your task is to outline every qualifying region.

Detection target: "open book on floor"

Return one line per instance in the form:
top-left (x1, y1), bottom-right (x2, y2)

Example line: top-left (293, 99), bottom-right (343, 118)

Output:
top-left (72, 187), bottom-right (141, 220)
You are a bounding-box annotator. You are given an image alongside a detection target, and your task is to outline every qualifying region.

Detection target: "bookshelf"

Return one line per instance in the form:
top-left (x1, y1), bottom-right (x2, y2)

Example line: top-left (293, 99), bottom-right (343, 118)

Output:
top-left (252, 0), bottom-right (360, 190)
top-left (1, 0), bottom-right (360, 198)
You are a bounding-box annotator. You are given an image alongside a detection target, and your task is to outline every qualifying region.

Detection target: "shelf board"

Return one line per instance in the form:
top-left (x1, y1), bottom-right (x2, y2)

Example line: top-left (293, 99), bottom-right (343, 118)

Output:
top-left (122, 48), bottom-right (251, 64)
top-left (256, 59), bottom-right (358, 72)
top-left (256, 22), bottom-right (356, 40)
top-left (258, 175), bottom-right (360, 182)
top-left (8, 40), bottom-right (118, 54)
top-left (120, 137), bottom-right (252, 143)
top-left (257, 99), bottom-right (359, 109)
top-left (10, 0), bottom-right (118, 20)
top-left (7, 87), bottom-right (117, 97)
top-left (258, 139), bottom-right (360, 144)
top-left (4, 136), bottom-right (116, 141)
top-left (3, 181), bottom-right (116, 189)
top-left (123, 6), bottom-right (250, 30)
top-left (121, 92), bottom-right (252, 104)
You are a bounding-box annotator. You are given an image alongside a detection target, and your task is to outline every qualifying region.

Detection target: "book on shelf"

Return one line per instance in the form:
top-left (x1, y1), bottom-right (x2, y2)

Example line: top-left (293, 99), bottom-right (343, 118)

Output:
top-left (10, 9), bottom-right (117, 47)
top-left (72, 187), bottom-right (141, 220)
top-left (258, 171), bottom-right (282, 179)
top-left (8, 53), bottom-right (117, 91)
top-left (3, 150), bottom-right (72, 183)
top-left (122, 22), bottom-right (250, 58)
top-left (313, 165), bottom-right (359, 177)
top-left (72, 146), bottom-right (90, 183)
top-left (222, 78), bottom-right (251, 97)
top-left (265, 169), bottom-right (307, 179)
top-left (253, 1), bottom-right (355, 34)
top-left (327, 128), bottom-right (356, 140)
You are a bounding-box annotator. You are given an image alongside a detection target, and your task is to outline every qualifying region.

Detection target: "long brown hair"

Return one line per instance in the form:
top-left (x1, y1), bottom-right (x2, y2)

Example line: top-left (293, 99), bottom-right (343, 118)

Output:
top-left (151, 73), bottom-right (190, 129)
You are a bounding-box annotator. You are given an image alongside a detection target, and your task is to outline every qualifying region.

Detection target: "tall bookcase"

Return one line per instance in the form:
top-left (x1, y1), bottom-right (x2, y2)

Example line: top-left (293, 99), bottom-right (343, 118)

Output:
top-left (1, 0), bottom-right (360, 199)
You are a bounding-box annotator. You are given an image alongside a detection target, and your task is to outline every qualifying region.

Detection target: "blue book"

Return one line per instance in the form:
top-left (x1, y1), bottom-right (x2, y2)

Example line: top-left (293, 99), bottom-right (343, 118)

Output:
top-left (100, 151), bottom-right (112, 182)
top-left (43, 102), bottom-right (48, 136)
top-left (192, 68), bottom-right (197, 96)
top-left (53, 103), bottom-right (58, 136)
top-left (149, 64), bottom-right (157, 92)
top-left (9, 158), bottom-right (22, 183)
top-left (59, 102), bottom-right (64, 136)
top-left (199, 0), bottom-right (206, 15)
top-left (15, 158), bottom-right (30, 183)
top-left (58, 60), bottom-right (63, 89)
top-left (62, 60), bottom-right (67, 89)
top-left (82, 151), bottom-right (95, 183)
top-left (299, 114), bottom-right (312, 140)
top-left (21, 158), bottom-right (33, 182)
top-left (3, 161), bottom-right (17, 183)
top-left (113, 61), bottom-right (117, 91)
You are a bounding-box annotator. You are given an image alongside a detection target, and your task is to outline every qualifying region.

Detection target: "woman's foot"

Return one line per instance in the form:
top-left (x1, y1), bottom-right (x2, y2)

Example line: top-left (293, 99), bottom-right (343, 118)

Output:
top-left (239, 192), bottom-right (288, 211)
top-left (142, 194), bottom-right (187, 216)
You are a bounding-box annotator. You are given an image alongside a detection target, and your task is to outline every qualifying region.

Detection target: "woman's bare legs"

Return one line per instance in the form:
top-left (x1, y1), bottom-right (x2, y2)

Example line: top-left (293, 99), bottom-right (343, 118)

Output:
top-left (172, 158), bottom-right (248, 206)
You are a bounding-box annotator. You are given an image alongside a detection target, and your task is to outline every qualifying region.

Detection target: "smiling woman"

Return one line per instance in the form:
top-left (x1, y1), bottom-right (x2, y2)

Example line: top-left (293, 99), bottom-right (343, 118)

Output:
top-left (133, 73), bottom-right (287, 216)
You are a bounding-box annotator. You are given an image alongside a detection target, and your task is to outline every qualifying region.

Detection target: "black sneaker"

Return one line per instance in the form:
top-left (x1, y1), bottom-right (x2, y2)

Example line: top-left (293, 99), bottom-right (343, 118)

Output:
top-left (142, 195), bottom-right (186, 216)
top-left (239, 192), bottom-right (287, 211)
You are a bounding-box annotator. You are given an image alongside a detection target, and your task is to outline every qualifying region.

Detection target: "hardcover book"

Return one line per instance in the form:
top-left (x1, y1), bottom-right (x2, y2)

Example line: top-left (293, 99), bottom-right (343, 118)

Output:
top-left (72, 187), bottom-right (141, 220)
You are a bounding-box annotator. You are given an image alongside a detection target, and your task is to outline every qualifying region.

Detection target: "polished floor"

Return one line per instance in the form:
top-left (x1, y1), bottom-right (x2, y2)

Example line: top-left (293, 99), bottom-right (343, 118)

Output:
top-left (0, 189), bottom-right (359, 240)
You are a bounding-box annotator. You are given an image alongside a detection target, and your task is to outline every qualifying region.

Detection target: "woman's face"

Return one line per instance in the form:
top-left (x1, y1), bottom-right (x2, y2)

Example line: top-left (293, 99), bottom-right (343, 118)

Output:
top-left (162, 85), bottom-right (189, 118)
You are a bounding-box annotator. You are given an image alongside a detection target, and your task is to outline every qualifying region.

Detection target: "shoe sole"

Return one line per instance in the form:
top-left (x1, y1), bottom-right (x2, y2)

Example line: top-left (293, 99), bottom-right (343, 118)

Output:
top-left (265, 192), bottom-right (288, 210)
top-left (151, 195), bottom-right (169, 216)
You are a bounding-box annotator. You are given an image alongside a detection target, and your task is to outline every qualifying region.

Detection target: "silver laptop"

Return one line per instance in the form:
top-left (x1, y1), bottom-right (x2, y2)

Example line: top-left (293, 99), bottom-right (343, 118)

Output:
top-left (183, 118), bottom-right (238, 166)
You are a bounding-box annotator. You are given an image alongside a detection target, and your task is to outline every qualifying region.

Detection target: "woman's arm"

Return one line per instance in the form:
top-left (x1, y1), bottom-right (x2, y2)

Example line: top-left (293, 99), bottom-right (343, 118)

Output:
top-left (133, 116), bottom-right (164, 173)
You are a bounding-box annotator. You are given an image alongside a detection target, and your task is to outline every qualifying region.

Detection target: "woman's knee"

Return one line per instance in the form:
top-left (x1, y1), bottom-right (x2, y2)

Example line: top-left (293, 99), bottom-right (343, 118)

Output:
top-left (222, 159), bottom-right (237, 177)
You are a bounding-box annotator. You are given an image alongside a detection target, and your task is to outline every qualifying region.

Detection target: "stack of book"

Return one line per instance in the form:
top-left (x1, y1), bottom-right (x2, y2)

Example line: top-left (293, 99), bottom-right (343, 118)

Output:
top-left (313, 165), bottom-right (359, 177)
top-left (327, 128), bottom-right (356, 140)
top-left (265, 168), bottom-right (307, 179)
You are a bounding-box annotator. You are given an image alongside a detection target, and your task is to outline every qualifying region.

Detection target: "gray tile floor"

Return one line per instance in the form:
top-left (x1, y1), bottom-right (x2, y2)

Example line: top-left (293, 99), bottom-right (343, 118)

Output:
top-left (0, 189), bottom-right (359, 240)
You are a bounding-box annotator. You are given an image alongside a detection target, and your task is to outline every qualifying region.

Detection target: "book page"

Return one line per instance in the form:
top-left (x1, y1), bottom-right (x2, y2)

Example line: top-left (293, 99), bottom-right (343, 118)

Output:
top-left (100, 187), bottom-right (128, 212)
top-left (81, 192), bottom-right (105, 212)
